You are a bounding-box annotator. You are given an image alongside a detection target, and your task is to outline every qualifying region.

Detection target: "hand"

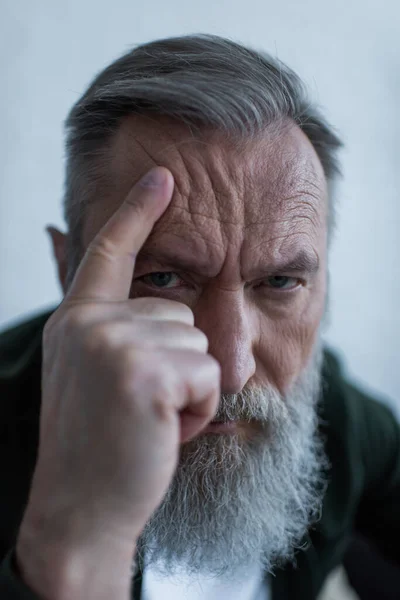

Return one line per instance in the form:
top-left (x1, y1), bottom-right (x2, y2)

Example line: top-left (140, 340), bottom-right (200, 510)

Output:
top-left (16, 167), bottom-right (220, 600)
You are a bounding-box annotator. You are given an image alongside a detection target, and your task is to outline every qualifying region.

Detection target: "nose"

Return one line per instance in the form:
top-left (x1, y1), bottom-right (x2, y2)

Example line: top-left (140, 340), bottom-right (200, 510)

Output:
top-left (194, 291), bottom-right (256, 395)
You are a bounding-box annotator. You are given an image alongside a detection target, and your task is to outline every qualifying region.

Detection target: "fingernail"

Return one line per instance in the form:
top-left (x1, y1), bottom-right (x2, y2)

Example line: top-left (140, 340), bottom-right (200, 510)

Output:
top-left (140, 167), bottom-right (166, 188)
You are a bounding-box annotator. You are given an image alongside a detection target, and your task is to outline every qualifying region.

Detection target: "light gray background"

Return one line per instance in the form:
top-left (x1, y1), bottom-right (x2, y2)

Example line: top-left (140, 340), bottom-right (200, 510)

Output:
top-left (1, 0), bottom-right (399, 415)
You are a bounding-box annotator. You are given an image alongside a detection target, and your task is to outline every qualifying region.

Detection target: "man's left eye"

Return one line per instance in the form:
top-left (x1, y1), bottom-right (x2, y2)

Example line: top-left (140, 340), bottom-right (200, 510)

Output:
top-left (141, 272), bottom-right (182, 289)
top-left (265, 276), bottom-right (299, 290)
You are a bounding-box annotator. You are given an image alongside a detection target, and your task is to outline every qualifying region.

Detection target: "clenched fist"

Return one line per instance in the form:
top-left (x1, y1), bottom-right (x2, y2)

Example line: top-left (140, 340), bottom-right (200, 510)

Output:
top-left (16, 167), bottom-right (220, 600)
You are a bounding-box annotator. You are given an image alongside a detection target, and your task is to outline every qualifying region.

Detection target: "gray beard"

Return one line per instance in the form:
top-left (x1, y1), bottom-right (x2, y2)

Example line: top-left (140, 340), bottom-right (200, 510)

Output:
top-left (135, 343), bottom-right (329, 581)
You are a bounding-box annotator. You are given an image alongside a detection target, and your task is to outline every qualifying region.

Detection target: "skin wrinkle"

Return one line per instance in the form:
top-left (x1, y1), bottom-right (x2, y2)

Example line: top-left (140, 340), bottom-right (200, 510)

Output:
top-left (136, 124), bottom-right (254, 220)
top-left (152, 230), bottom-right (222, 255)
top-left (83, 115), bottom-right (328, 398)
top-left (121, 124), bottom-right (200, 200)
top-left (162, 199), bottom-right (320, 231)
top-left (91, 118), bottom-right (329, 575)
top-left (48, 36), bottom-right (343, 575)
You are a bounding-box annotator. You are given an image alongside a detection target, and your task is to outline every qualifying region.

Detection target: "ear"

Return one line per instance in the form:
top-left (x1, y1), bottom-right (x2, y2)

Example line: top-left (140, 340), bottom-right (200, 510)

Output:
top-left (46, 226), bottom-right (68, 295)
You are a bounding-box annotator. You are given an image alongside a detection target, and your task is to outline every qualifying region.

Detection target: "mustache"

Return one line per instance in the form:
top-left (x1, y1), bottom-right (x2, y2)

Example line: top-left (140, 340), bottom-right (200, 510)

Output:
top-left (136, 345), bottom-right (326, 578)
top-left (211, 385), bottom-right (289, 424)
top-left (212, 344), bottom-right (324, 426)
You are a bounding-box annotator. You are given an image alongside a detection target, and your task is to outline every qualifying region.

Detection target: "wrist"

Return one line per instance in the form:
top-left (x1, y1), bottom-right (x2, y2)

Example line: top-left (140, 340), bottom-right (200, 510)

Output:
top-left (16, 510), bottom-right (136, 600)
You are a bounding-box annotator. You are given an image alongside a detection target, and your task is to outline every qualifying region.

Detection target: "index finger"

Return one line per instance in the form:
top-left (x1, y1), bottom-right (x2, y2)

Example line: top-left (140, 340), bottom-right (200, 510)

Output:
top-left (66, 167), bottom-right (174, 302)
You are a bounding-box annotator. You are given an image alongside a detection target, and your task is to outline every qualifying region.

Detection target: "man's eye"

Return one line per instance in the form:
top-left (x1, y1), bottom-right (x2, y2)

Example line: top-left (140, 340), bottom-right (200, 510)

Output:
top-left (141, 272), bottom-right (182, 289)
top-left (265, 276), bottom-right (299, 290)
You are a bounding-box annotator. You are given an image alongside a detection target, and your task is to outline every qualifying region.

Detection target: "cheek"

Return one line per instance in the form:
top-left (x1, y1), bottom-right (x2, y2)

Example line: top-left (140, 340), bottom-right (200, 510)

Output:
top-left (255, 279), bottom-right (326, 394)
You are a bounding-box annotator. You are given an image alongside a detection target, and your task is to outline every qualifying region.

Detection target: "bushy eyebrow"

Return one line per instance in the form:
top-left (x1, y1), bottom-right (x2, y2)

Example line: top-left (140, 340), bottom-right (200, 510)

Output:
top-left (242, 249), bottom-right (320, 281)
top-left (268, 250), bottom-right (320, 275)
top-left (136, 248), bottom-right (217, 277)
top-left (136, 247), bottom-right (319, 279)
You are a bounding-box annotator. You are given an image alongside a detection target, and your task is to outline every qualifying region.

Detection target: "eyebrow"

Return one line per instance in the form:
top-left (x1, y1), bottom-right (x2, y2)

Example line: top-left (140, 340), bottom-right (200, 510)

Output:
top-left (137, 248), bottom-right (218, 277)
top-left (267, 250), bottom-right (320, 275)
top-left (136, 248), bottom-right (320, 279)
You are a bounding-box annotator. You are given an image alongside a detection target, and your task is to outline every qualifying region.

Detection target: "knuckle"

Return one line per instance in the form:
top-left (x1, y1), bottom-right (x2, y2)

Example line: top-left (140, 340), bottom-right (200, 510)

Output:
top-left (130, 296), bottom-right (165, 317)
top-left (116, 346), bottom-right (156, 393)
top-left (207, 354), bottom-right (221, 380)
top-left (43, 307), bottom-right (89, 343)
top-left (65, 311), bottom-right (86, 333)
top-left (125, 191), bottom-right (146, 214)
top-left (60, 305), bottom-right (95, 334)
top-left (194, 328), bottom-right (209, 349)
top-left (88, 235), bottom-right (119, 263)
top-left (173, 324), bottom-right (207, 348)
top-left (130, 297), bottom-right (194, 325)
top-left (118, 345), bottom-right (143, 374)
top-left (81, 322), bottom-right (116, 354)
top-left (118, 351), bottom-right (179, 406)
top-left (147, 369), bottom-right (181, 417)
top-left (152, 321), bottom-right (207, 350)
top-left (178, 303), bottom-right (194, 325)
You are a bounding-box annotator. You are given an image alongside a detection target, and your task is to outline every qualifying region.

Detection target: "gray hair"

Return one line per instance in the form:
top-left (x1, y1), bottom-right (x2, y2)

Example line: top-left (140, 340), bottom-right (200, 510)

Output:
top-left (63, 34), bottom-right (342, 279)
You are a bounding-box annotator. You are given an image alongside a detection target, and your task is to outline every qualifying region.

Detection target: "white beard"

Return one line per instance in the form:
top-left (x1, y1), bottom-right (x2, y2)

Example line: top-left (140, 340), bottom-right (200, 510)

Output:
top-left (135, 344), bottom-right (329, 581)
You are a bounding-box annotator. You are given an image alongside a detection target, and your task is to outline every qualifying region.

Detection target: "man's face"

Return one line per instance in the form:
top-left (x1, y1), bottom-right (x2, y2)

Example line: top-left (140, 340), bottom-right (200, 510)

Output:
top-left (75, 117), bottom-right (329, 576)
top-left (83, 115), bottom-right (328, 402)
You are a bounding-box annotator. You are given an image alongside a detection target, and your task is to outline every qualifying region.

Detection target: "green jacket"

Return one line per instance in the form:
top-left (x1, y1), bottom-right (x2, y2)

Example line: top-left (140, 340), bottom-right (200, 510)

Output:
top-left (0, 310), bottom-right (399, 599)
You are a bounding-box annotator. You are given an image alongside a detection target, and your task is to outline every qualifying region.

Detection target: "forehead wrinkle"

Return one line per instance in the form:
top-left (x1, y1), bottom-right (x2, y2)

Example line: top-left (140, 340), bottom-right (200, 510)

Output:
top-left (300, 176), bottom-right (326, 198)
top-left (109, 124), bottom-right (229, 251)
top-left (112, 118), bottom-right (202, 197)
top-left (148, 228), bottom-right (224, 255)
top-left (272, 167), bottom-right (323, 203)
top-left (111, 116), bottom-right (326, 244)
top-left (125, 133), bottom-right (242, 227)
top-left (173, 142), bottom-right (246, 227)
top-left (259, 128), bottom-right (326, 201)
top-left (282, 198), bottom-right (322, 227)
top-left (242, 217), bottom-right (316, 236)
top-left (150, 209), bottom-right (235, 268)
top-left (259, 180), bottom-right (326, 240)
top-left (283, 182), bottom-right (327, 217)
top-left (143, 227), bottom-right (227, 278)
top-left (246, 229), bottom-right (314, 255)
top-left (124, 141), bottom-right (193, 203)
top-left (118, 117), bottom-right (237, 196)
top-left (161, 204), bottom-right (245, 228)
top-left (241, 194), bottom-right (322, 232)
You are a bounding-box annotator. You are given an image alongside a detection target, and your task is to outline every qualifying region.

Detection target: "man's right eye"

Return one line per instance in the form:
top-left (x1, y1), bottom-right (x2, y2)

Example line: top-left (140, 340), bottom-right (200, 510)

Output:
top-left (139, 272), bottom-right (183, 289)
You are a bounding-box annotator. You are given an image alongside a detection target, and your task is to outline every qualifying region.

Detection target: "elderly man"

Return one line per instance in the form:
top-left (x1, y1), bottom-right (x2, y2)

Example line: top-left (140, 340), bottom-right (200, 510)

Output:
top-left (0, 34), bottom-right (399, 600)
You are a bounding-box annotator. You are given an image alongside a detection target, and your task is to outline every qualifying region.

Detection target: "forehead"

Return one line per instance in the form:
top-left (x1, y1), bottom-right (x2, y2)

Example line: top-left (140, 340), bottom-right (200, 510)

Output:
top-left (83, 115), bottom-right (328, 259)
